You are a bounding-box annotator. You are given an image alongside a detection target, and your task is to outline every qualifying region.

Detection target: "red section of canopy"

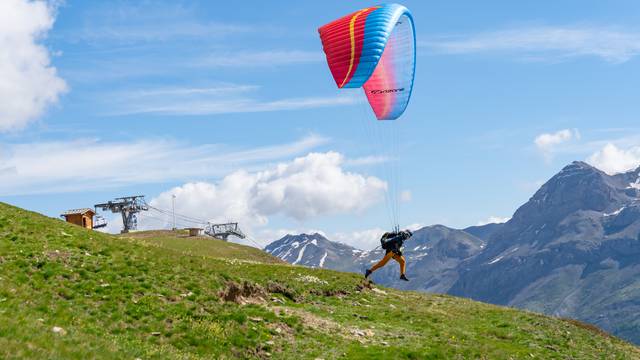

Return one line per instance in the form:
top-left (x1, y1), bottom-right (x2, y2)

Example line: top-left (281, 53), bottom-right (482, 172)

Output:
top-left (318, 7), bottom-right (379, 88)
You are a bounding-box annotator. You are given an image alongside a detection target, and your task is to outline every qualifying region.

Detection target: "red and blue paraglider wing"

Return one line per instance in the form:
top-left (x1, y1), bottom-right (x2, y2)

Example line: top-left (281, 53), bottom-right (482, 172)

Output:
top-left (318, 4), bottom-right (416, 120)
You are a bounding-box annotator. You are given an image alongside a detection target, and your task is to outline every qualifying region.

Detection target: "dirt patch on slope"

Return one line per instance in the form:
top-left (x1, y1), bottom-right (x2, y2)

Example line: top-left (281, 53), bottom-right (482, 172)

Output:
top-left (219, 281), bottom-right (268, 305)
top-left (266, 282), bottom-right (299, 302)
top-left (273, 306), bottom-right (376, 344)
top-left (274, 307), bottom-right (341, 333)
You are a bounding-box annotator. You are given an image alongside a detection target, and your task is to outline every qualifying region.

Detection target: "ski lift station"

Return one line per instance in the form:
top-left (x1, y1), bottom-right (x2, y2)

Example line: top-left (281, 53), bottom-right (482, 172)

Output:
top-left (61, 195), bottom-right (248, 242)
top-left (205, 222), bottom-right (246, 241)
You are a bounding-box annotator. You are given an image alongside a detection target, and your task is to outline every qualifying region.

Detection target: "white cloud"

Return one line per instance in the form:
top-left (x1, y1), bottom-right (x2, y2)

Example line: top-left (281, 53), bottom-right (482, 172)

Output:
top-left (477, 216), bottom-right (511, 226)
top-left (146, 152), bottom-right (387, 242)
top-left (0, 0), bottom-right (67, 132)
top-left (107, 84), bottom-right (359, 116)
top-left (123, 85), bottom-right (260, 98)
top-left (534, 129), bottom-right (580, 160)
top-left (63, 2), bottom-right (257, 44)
top-left (405, 223), bottom-right (425, 232)
top-left (345, 155), bottom-right (390, 167)
top-left (250, 152), bottom-right (386, 220)
top-left (587, 143), bottom-right (640, 175)
top-left (331, 223), bottom-right (424, 250)
top-left (0, 135), bottom-right (327, 195)
top-left (400, 190), bottom-right (412, 203)
top-left (196, 50), bottom-right (322, 67)
top-left (527, 130), bottom-right (640, 174)
top-left (332, 228), bottom-right (387, 251)
top-left (535, 129), bottom-right (579, 148)
top-left (78, 22), bottom-right (252, 43)
top-left (422, 25), bottom-right (640, 63)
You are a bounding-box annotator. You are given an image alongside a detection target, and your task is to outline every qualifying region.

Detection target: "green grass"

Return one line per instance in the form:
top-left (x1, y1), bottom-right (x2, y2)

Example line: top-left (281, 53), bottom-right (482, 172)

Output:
top-left (0, 201), bottom-right (638, 359)
top-left (120, 230), bottom-right (283, 265)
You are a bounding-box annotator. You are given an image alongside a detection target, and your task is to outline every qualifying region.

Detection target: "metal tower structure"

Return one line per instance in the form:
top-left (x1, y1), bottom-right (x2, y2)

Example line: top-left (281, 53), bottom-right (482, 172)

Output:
top-left (204, 222), bottom-right (246, 241)
top-left (95, 195), bottom-right (149, 233)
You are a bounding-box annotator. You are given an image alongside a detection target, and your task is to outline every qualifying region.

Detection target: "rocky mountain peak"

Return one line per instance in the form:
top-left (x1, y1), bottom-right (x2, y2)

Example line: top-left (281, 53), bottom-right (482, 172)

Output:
top-left (265, 232), bottom-right (359, 271)
top-left (511, 162), bottom-right (632, 226)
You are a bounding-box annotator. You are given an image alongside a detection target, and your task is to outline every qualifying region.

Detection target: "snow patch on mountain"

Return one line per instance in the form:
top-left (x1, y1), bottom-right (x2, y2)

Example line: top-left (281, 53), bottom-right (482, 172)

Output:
top-left (604, 207), bottom-right (626, 217)
top-left (293, 244), bottom-right (307, 265)
top-left (319, 252), bottom-right (328, 268)
top-left (487, 247), bottom-right (519, 265)
top-left (628, 177), bottom-right (640, 190)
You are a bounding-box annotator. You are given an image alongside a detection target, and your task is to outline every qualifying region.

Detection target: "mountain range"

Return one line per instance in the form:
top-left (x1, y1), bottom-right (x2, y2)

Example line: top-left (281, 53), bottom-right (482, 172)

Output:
top-left (265, 161), bottom-right (640, 344)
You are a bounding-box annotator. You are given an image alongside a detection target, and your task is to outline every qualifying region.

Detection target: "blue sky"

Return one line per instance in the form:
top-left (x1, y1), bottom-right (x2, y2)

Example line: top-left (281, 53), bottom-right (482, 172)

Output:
top-left (2, 0), bottom-right (640, 248)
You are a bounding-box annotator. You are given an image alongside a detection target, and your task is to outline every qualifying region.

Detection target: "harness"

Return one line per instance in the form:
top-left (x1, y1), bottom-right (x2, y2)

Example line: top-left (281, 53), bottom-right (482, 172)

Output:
top-left (380, 232), bottom-right (407, 255)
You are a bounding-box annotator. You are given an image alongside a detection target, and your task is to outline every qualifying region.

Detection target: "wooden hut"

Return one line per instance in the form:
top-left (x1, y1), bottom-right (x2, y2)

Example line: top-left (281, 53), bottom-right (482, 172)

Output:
top-left (61, 208), bottom-right (95, 229)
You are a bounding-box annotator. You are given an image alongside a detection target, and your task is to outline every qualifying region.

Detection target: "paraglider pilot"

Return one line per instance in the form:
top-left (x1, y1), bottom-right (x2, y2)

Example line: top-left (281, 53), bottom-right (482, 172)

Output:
top-left (365, 229), bottom-right (413, 281)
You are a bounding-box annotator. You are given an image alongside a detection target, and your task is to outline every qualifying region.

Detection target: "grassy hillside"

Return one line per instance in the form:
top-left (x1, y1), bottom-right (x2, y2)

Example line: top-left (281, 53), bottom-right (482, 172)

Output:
top-left (120, 230), bottom-right (283, 265)
top-left (0, 202), bottom-right (638, 359)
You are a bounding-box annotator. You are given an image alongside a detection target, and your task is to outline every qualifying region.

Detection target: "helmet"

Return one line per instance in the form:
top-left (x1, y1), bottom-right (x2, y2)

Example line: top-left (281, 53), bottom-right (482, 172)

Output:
top-left (404, 229), bottom-right (413, 238)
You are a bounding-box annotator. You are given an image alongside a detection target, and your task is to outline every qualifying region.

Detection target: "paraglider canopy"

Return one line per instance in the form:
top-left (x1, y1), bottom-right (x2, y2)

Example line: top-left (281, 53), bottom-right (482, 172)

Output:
top-left (318, 4), bottom-right (416, 120)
